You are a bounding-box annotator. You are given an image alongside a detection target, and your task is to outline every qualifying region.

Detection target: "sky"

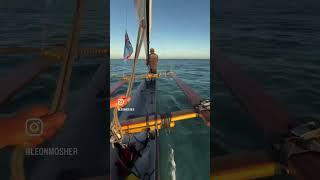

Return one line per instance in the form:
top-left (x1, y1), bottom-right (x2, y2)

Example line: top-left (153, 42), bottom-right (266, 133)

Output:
top-left (110, 0), bottom-right (210, 59)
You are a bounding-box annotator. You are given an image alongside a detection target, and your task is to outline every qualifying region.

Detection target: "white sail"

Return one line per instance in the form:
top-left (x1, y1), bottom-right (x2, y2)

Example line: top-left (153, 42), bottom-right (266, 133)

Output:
top-left (134, 0), bottom-right (152, 33)
top-left (134, 0), bottom-right (152, 59)
top-left (126, 0), bottom-right (152, 96)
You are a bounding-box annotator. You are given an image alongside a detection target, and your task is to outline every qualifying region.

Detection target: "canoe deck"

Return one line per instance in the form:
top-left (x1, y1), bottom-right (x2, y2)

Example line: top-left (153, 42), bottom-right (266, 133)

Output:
top-left (110, 79), bottom-right (158, 180)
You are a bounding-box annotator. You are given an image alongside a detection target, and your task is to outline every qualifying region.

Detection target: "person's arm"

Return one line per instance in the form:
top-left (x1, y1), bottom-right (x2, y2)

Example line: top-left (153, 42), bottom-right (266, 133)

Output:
top-left (0, 106), bottom-right (65, 149)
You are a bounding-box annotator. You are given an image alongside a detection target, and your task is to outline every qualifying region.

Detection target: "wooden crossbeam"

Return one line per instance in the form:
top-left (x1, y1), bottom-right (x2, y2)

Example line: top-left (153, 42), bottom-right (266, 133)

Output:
top-left (0, 47), bottom-right (109, 58)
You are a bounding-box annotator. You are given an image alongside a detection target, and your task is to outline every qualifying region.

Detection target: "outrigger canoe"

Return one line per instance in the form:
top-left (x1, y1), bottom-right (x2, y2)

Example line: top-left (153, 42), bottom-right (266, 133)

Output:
top-left (110, 2), bottom-right (210, 179)
top-left (110, 70), bottom-right (211, 180)
top-left (110, 78), bottom-right (159, 180)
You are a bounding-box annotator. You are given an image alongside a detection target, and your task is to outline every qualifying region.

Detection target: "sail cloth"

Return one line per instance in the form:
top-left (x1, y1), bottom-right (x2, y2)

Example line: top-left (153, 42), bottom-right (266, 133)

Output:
top-left (126, 0), bottom-right (152, 96)
top-left (123, 31), bottom-right (134, 60)
top-left (134, 0), bottom-right (152, 59)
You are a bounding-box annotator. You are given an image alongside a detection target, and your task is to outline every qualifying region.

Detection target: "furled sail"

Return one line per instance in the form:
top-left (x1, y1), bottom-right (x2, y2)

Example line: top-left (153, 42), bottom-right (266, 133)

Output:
top-left (134, 0), bottom-right (152, 59)
top-left (134, 0), bottom-right (152, 33)
top-left (126, 0), bottom-right (152, 97)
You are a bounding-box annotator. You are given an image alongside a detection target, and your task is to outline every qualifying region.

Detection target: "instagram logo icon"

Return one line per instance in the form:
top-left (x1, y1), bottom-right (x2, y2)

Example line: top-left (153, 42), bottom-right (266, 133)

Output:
top-left (118, 98), bottom-right (124, 106)
top-left (25, 118), bottom-right (43, 136)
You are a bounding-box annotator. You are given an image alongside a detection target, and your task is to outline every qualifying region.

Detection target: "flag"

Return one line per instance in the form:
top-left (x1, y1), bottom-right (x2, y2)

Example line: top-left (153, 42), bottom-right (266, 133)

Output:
top-left (123, 31), bottom-right (133, 60)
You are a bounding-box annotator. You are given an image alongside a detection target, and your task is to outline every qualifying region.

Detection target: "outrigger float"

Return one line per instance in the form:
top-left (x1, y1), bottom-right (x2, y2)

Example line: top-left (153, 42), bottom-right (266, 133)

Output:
top-left (110, 0), bottom-right (210, 179)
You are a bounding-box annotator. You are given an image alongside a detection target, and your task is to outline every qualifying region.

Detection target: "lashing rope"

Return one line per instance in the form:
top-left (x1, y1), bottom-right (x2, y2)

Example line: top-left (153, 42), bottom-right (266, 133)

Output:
top-left (160, 113), bottom-right (172, 129)
top-left (110, 108), bottom-right (124, 147)
top-left (146, 112), bottom-right (150, 130)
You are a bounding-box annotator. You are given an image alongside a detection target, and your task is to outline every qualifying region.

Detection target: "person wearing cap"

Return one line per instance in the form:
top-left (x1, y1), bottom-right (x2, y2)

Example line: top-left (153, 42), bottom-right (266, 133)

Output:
top-left (146, 48), bottom-right (158, 74)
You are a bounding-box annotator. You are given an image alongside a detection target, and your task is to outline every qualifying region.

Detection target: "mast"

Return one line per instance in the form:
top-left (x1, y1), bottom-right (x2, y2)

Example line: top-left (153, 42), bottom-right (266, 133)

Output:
top-left (146, 0), bottom-right (150, 62)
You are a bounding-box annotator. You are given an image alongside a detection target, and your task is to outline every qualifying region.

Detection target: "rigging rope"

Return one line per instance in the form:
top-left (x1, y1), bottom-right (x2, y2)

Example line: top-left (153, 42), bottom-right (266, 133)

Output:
top-left (111, 5), bottom-right (154, 180)
top-left (10, 147), bottom-right (25, 180)
top-left (110, 108), bottom-right (124, 146)
top-left (10, 1), bottom-right (83, 180)
top-left (126, 21), bottom-right (146, 97)
top-left (111, 21), bottom-right (146, 147)
top-left (125, 0), bottom-right (128, 31)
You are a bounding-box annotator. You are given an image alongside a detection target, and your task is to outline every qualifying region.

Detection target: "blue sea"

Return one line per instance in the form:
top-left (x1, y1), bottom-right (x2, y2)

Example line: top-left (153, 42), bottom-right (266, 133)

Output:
top-left (0, 0), bottom-right (108, 113)
top-left (111, 59), bottom-right (210, 180)
top-left (1, 0), bottom-right (319, 179)
top-left (0, 1), bottom-right (108, 179)
top-left (214, 0), bottom-right (320, 179)
top-left (0, 1), bottom-right (210, 179)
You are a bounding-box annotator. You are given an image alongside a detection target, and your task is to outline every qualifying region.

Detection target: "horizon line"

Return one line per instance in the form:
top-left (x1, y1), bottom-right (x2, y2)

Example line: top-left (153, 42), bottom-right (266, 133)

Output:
top-left (110, 58), bottom-right (210, 60)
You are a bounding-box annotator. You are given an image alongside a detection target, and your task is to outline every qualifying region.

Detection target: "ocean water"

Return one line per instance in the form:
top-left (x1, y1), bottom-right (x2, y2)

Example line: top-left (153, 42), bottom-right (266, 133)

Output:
top-left (111, 59), bottom-right (210, 179)
top-left (213, 0), bottom-right (320, 178)
top-left (0, 0), bottom-right (108, 114)
top-left (0, 1), bottom-right (210, 179)
top-left (0, 1), bottom-right (108, 179)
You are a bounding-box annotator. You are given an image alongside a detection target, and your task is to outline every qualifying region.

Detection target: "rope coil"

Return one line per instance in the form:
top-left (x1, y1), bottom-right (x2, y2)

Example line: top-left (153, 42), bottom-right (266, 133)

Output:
top-left (110, 108), bottom-right (124, 147)
top-left (160, 113), bottom-right (172, 129)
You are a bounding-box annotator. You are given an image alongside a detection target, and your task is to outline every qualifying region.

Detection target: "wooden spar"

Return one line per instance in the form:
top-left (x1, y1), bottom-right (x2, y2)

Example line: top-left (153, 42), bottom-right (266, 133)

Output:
top-left (212, 151), bottom-right (320, 180)
top-left (120, 109), bottom-right (198, 133)
top-left (0, 58), bottom-right (56, 106)
top-left (172, 75), bottom-right (210, 126)
top-left (0, 47), bottom-right (109, 58)
top-left (212, 151), bottom-right (283, 179)
top-left (114, 71), bottom-right (174, 81)
top-left (78, 47), bottom-right (109, 57)
top-left (0, 47), bottom-right (40, 54)
top-left (213, 47), bottom-right (290, 139)
top-left (124, 122), bottom-right (175, 134)
top-left (110, 72), bottom-right (174, 95)
top-left (110, 81), bottom-right (126, 95)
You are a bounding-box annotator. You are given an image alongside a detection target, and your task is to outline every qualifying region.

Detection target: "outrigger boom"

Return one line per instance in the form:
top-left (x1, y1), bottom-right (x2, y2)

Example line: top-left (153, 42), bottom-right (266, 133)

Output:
top-left (120, 109), bottom-right (199, 134)
top-left (110, 71), bottom-right (211, 132)
top-left (110, 72), bottom-right (210, 179)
